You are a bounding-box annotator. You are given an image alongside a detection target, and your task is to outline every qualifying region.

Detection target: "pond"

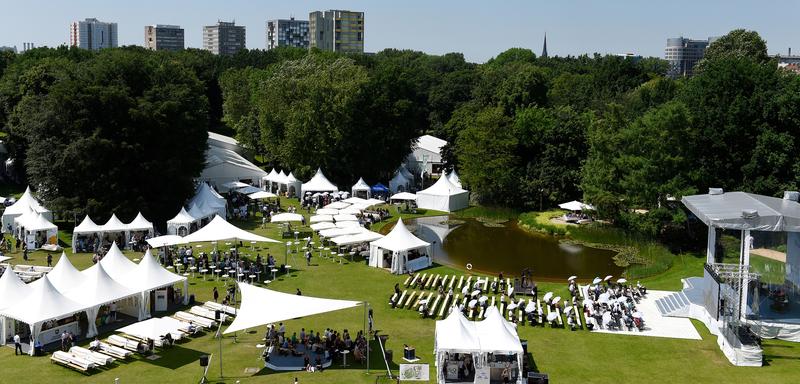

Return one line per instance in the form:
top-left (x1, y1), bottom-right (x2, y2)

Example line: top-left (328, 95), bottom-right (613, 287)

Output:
top-left (393, 216), bottom-right (623, 282)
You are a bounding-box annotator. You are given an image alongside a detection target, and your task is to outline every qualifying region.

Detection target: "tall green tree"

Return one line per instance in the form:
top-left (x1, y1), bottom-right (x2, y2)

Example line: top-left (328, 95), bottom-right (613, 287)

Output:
top-left (699, 29), bottom-right (769, 70)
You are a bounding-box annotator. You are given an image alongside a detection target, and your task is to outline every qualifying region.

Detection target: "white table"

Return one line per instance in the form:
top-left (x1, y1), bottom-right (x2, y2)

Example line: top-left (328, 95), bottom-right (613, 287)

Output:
top-left (341, 349), bottom-right (350, 367)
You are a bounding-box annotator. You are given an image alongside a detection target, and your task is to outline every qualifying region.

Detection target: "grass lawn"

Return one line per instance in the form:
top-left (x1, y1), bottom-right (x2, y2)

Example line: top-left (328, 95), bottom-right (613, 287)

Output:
top-left (0, 201), bottom-right (799, 383)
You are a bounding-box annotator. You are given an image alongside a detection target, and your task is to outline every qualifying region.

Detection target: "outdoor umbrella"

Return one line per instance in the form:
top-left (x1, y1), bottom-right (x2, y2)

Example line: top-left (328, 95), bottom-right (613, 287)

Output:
top-left (568, 275), bottom-right (577, 281)
top-left (508, 303), bottom-right (518, 310)
top-left (469, 299), bottom-right (478, 308)
top-left (547, 312), bottom-right (558, 322)
top-left (592, 277), bottom-right (602, 284)
top-left (564, 306), bottom-right (573, 314)
top-left (617, 278), bottom-right (627, 284)
top-left (583, 299), bottom-right (594, 306)
top-left (479, 296), bottom-right (489, 304)
top-left (471, 289), bottom-right (481, 297)
top-left (604, 275), bottom-right (613, 282)
top-left (633, 311), bottom-right (643, 318)
top-left (552, 296), bottom-right (561, 305)
top-left (525, 302), bottom-right (536, 313)
top-left (543, 292), bottom-right (553, 302)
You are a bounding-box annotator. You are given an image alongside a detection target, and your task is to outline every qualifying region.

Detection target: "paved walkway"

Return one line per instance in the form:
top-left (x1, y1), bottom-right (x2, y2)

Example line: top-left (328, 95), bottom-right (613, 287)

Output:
top-left (751, 248), bottom-right (786, 262)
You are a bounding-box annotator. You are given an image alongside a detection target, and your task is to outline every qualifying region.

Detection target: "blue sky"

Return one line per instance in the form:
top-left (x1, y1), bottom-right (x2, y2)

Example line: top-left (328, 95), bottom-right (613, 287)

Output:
top-left (2, 0), bottom-right (797, 62)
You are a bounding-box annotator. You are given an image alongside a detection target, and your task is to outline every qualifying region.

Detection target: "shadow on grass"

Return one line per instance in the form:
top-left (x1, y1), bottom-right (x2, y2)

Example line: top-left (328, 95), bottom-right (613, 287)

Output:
top-left (144, 345), bottom-right (207, 369)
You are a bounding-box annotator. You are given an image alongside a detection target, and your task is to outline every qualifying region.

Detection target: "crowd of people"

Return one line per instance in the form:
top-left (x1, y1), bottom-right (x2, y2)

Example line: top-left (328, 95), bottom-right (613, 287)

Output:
top-left (263, 323), bottom-right (369, 372)
top-left (583, 281), bottom-right (647, 331)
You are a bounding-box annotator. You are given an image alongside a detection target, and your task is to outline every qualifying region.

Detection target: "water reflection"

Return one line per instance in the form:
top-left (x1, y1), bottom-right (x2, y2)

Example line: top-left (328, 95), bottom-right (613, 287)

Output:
top-left (396, 216), bottom-right (622, 281)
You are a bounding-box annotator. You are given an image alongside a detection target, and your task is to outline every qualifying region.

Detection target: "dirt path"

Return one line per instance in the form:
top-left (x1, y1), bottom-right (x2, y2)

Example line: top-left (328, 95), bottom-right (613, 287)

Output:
top-left (751, 248), bottom-right (786, 262)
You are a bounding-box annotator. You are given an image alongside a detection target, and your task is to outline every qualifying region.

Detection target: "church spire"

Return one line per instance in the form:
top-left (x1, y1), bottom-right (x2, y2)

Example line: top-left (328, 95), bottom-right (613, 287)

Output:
top-left (541, 32), bottom-right (548, 58)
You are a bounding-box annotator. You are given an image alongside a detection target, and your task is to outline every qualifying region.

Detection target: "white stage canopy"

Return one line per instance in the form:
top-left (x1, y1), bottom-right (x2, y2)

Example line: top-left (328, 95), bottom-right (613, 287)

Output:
top-left (369, 219), bottom-right (431, 274)
top-left (183, 216), bottom-right (280, 244)
top-left (224, 282), bottom-right (360, 334)
top-left (301, 168), bottom-right (338, 197)
top-left (558, 200), bottom-right (595, 212)
top-left (390, 192), bottom-right (417, 201)
top-left (416, 175), bottom-right (469, 213)
top-left (683, 190), bottom-right (800, 232)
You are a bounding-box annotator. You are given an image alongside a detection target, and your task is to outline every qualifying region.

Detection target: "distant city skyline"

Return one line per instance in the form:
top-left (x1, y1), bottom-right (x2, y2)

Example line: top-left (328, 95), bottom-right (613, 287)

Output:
top-left (1, 0), bottom-right (798, 62)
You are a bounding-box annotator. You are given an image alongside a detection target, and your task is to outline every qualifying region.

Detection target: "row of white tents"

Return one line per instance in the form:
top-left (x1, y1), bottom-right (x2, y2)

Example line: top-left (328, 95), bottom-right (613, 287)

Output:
top-left (0, 244), bottom-right (188, 355)
top-left (71, 213), bottom-right (154, 251)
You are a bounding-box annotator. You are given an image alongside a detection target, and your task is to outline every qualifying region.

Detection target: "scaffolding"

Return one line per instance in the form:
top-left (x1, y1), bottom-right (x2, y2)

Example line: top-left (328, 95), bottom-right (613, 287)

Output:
top-left (711, 263), bottom-right (761, 348)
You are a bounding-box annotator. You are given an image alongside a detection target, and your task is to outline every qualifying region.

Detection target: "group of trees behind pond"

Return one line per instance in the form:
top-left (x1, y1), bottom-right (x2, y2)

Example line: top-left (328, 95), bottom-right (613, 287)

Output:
top-left (1, 29), bottom-right (798, 241)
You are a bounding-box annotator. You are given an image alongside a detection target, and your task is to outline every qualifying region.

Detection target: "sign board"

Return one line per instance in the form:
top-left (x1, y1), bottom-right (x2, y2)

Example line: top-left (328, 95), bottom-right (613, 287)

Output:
top-left (399, 363), bottom-right (430, 381)
top-left (474, 366), bottom-right (490, 384)
top-left (154, 288), bottom-right (168, 311)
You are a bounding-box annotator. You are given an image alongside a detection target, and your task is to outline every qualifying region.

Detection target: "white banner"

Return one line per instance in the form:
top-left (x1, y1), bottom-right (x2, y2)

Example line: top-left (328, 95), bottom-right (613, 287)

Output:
top-left (399, 363), bottom-right (430, 381)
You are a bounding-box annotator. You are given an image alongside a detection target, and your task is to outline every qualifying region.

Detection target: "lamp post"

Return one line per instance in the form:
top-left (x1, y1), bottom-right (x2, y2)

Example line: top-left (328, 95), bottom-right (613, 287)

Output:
top-left (539, 189), bottom-right (544, 211)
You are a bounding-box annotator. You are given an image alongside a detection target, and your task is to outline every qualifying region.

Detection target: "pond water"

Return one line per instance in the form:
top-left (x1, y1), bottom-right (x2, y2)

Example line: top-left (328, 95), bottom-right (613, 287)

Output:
top-left (394, 216), bottom-right (623, 281)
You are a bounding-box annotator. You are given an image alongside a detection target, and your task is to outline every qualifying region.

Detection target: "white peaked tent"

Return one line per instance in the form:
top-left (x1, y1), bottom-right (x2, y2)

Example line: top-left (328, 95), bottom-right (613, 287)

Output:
top-left (435, 308), bottom-right (481, 353)
top-left (262, 168), bottom-right (278, 191)
top-left (399, 164), bottom-right (415, 181)
top-left (447, 170), bottom-right (462, 189)
top-left (122, 250), bottom-right (188, 320)
top-left (103, 214), bottom-right (128, 233)
top-left (224, 282), bottom-right (360, 334)
top-left (477, 307), bottom-right (524, 354)
top-left (301, 168), bottom-right (338, 197)
top-left (15, 212), bottom-right (58, 249)
top-left (199, 144), bottom-right (267, 190)
top-left (46, 253), bottom-right (84, 293)
top-left (1, 186), bottom-right (52, 234)
top-left (283, 172), bottom-right (302, 197)
top-left (167, 207), bottom-right (197, 236)
top-left (416, 175), bottom-right (469, 212)
top-left (558, 200), bottom-right (595, 211)
top-left (98, 243), bottom-right (138, 281)
top-left (183, 215), bottom-right (280, 244)
top-left (351, 177), bottom-right (371, 199)
top-left (68, 262), bottom-right (139, 338)
top-left (127, 212), bottom-right (154, 234)
top-left (0, 275), bottom-right (89, 355)
top-left (0, 269), bottom-right (29, 346)
top-left (369, 219), bottom-right (431, 274)
top-left (189, 183), bottom-right (227, 219)
top-left (188, 203), bottom-right (210, 223)
top-left (71, 215), bottom-right (102, 250)
top-left (389, 171), bottom-right (411, 194)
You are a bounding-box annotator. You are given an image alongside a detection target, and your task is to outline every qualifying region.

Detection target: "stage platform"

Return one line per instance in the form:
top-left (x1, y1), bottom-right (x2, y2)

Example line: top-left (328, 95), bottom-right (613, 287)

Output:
top-left (749, 297), bottom-right (800, 342)
top-left (265, 345), bottom-right (332, 371)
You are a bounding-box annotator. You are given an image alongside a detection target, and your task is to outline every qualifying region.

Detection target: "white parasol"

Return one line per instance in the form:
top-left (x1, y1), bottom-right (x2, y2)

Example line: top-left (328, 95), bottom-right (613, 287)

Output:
top-left (543, 292), bottom-right (553, 302)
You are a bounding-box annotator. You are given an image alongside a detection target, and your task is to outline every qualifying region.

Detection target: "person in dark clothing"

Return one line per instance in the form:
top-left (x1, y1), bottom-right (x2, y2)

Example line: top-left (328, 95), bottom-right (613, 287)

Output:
top-left (46, 253), bottom-right (53, 267)
top-left (213, 287), bottom-right (219, 302)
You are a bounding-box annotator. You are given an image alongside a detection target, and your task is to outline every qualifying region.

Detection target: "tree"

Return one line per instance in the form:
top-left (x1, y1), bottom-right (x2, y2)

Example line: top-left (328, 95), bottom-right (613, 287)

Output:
top-left (699, 29), bottom-right (769, 70)
top-left (7, 49), bottom-right (208, 223)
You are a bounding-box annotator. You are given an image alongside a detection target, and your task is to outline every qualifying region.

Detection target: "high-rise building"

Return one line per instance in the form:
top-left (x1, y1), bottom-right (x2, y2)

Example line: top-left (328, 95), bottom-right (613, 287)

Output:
top-left (665, 36), bottom-right (718, 77)
top-left (203, 21), bottom-right (246, 56)
top-left (309, 10), bottom-right (364, 53)
top-left (144, 25), bottom-right (184, 51)
top-left (266, 17), bottom-right (309, 50)
top-left (70, 18), bottom-right (118, 50)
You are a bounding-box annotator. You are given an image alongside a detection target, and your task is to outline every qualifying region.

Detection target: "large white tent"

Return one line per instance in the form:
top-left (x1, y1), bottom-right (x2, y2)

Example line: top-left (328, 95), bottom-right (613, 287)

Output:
top-left (224, 282), bottom-right (360, 334)
top-left (301, 168), bottom-right (338, 197)
top-left (189, 183), bottom-right (227, 219)
top-left (121, 250), bottom-right (189, 320)
top-left (68, 263), bottom-right (139, 337)
top-left (183, 215), bottom-right (280, 244)
top-left (46, 252), bottom-right (84, 293)
top-left (416, 175), bottom-right (469, 212)
top-left (447, 170), bottom-right (462, 189)
top-left (434, 306), bottom-right (524, 384)
top-left (369, 219), bottom-right (431, 274)
top-left (199, 143), bottom-right (267, 190)
top-left (0, 269), bottom-right (28, 346)
top-left (351, 177), bottom-right (371, 199)
top-left (1, 186), bottom-right (52, 234)
top-left (167, 207), bottom-right (197, 236)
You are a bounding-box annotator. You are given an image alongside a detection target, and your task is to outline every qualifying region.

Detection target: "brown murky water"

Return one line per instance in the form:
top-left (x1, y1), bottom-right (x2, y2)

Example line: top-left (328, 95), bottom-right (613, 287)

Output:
top-left (393, 216), bottom-right (622, 282)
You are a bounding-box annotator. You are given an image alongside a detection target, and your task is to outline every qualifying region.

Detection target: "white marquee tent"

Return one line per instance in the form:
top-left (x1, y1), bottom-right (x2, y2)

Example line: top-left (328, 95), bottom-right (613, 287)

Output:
top-left (15, 212), bottom-right (58, 249)
top-left (46, 252), bottom-right (84, 293)
top-left (167, 207), bottom-right (197, 236)
top-left (126, 212), bottom-right (155, 240)
top-left (224, 282), bottom-right (360, 334)
top-left (301, 168), bottom-right (338, 197)
top-left (121, 250), bottom-right (189, 320)
top-left (389, 171), bottom-right (411, 194)
top-left (188, 202), bottom-right (213, 223)
top-left (416, 175), bottom-right (469, 212)
top-left (1, 187), bottom-right (52, 234)
top-left (69, 262), bottom-right (139, 338)
top-left (199, 144), bottom-right (267, 190)
top-left (0, 269), bottom-right (29, 346)
top-left (189, 183), bottom-right (227, 219)
top-left (351, 177), bottom-right (371, 199)
top-left (369, 219), bottom-right (431, 274)
top-left (183, 215), bottom-right (280, 244)
top-left (71, 215), bottom-right (101, 250)
top-left (558, 200), bottom-right (595, 211)
top-left (447, 170), bottom-right (462, 189)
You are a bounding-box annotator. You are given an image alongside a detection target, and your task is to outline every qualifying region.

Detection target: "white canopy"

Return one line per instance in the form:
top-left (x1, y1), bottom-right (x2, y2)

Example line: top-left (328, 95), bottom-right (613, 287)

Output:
top-left (351, 178), bottom-right (370, 192)
top-left (189, 183), bottom-right (227, 219)
top-left (102, 214), bottom-right (128, 233)
top-left (365, 198), bottom-right (386, 207)
top-left (248, 191), bottom-right (278, 200)
top-left (264, 168), bottom-right (278, 182)
top-left (183, 216), bottom-right (280, 243)
top-left (117, 317), bottom-right (184, 341)
top-left (310, 222), bottom-right (336, 231)
top-left (398, 164), bottom-right (414, 181)
top-left (319, 227), bottom-right (364, 238)
top-left (475, 307), bottom-right (524, 354)
top-left (99, 243), bottom-right (139, 281)
top-left (271, 213), bottom-right (304, 223)
top-left (682, 191), bottom-right (800, 232)
top-left (344, 196), bottom-right (368, 205)
top-left (0, 274), bottom-right (88, 329)
top-left (370, 219), bottom-right (429, 253)
top-left (335, 221), bottom-right (360, 228)
top-left (199, 145), bottom-right (267, 191)
top-left (167, 207), bottom-right (197, 236)
top-left (339, 206), bottom-right (363, 215)
top-left (310, 215), bottom-right (334, 223)
top-left (301, 168), bottom-right (338, 196)
top-left (74, 215), bottom-right (102, 233)
top-left (127, 212), bottom-right (154, 232)
top-left (416, 175), bottom-right (469, 212)
top-left (1, 186), bottom-right (51, 233)
top-left (390, 192), bottom-right (417, 201)
top-left (558, 200), bottom-right (595, 211)
top-left (236, 185), bottom-right (262, 194)
top-left (435, 308), bottom-right (481, 352)
top-left (187, 203), bottom-right (210, 222)
top-left (224, 282), bottom-right (360, 334)
top-left (331, 230), bottom-right (384, 246)
top-left (316, 208), bottom-right (339, 216)
top-left (325, 201), bottom-right (351, 210)
top-left (334, 214), bottom-right (359, 222)
top-left (146, 235), bottom-right (187, 247)
top-left (17, 212), bottom-right (57, 232)
top-left (223, 181), bottom-right (250, 190)
top-left (447, 170), bottom-right (462, 189)
top-left (70, 262), bottom-right (139, 307)
top-left (46, 252), bottom-right (84, 293)
top-left (122, 250), bottom-right (186, 292)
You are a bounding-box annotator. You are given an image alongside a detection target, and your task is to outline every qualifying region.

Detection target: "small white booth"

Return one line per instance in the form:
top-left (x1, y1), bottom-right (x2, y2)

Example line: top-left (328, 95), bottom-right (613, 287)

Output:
top-left (369, 219), bottom-right (431, 274)
top-left (448, 170), bottom-right (462, 189)
top-left (1, 186), bottom-right (52, 234)
top-left (167, 207), bottom-right (197, 236)
top-left (15, 212), bottom-right (58, 250)
top-left (351, 177), bottom-right (372, 199)
top-left (389, 171), bottom-right (411, 194)
top-left (125, 212), bottom-right (154, 243)
top-left (71, 215), bottom-right (102, 252)
top-left (416, 175), bottom-right (469, 213)
top-left (189, 183), bottom-right (227, 219)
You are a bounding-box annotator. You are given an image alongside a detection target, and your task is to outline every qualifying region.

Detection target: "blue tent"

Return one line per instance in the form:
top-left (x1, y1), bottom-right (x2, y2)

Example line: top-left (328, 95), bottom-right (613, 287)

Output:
top-left (371, 183), bottom-right (389, 194)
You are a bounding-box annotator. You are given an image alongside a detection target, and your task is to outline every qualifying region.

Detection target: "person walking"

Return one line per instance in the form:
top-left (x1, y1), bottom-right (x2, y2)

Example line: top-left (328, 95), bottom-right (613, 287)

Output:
top-left (213, 287), bottom-right (219, 303)
top-left (46, 253), bottom-right (53, 267)
top-left (13, 333), bottom-right (22, 355)
top-left (305, 250), bottom-right (312, 266)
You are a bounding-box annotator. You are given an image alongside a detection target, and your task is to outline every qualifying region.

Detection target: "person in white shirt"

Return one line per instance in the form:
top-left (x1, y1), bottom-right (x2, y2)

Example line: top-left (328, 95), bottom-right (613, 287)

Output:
top-left (89, 337), bottom-right (101, 351)
top-left (13, 334), bottom-right (22, 355)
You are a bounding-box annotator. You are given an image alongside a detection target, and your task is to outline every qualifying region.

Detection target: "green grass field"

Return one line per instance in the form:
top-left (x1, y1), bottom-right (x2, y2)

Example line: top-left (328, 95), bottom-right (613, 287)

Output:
top-left (0, 199), bottom-right (798, 383)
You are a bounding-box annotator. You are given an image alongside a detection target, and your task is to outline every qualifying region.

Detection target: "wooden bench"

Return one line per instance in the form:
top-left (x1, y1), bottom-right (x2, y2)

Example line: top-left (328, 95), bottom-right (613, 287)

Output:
top-left (439, 293), bottom-right (452, 318)
top-left (415, 292), bottom-right (432, 312)
top-left (408, 273), bottom-right (420, 287)
top-left (98, 342), bottom-right (133, 359)
top-left (107, 335), bottom-right (139, 352)
top-left (70, 346), bottom-right (114, 366)
top-left (449, 275), bottom-right (457, 289)
top-left (457, 276), bottom-right (464, 289)
top-left (405, 292), bottom-right (418, 309)
top-left (397, 290), bottom-right (408, 307)
top-left (572, 305), bottom-right (582, 329)
top-left (51, 351), bottom-right (96, 373)
top-left (427, 274), bottom-right (439, 289)
top-left (428, 295), bottom-right (441, 317)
